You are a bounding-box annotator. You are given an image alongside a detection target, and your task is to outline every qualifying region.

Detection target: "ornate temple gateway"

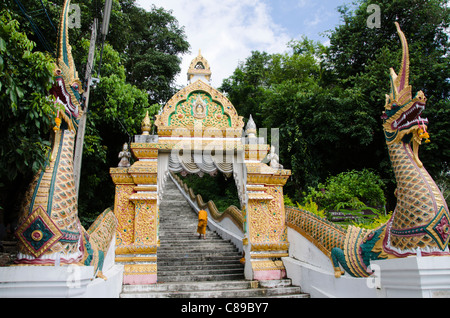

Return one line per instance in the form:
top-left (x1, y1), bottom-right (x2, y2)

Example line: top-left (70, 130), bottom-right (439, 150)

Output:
top-left (110, 50), bottom-right (292, 285)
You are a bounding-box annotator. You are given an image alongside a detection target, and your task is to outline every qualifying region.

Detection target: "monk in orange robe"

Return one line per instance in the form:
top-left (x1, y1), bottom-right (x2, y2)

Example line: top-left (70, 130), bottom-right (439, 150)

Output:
top-left (197, 210), bottom-right (208, 239)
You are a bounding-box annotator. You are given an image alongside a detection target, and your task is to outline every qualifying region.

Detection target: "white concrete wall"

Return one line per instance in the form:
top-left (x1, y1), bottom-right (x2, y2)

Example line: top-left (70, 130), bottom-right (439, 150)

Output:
top-left (82, 264), bottom-right (124, 298)
top-left (372, 256), bottom-right (450, 298)
top-left (285, 227), bottom-right (450, 298)
top-left (0, 237), bottom-right (124, 298)
top-left (0, 266), bottom-right (95, 298)
top-left (82, 236), bottom-right (124, 298)
top-left (284, 227), bottom-right (379, 298)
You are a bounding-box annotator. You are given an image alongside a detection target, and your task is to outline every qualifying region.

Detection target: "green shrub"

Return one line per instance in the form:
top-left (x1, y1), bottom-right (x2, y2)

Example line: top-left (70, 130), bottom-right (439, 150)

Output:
top-left (297, 198), bottom-right (327, 219)
top-left (352, 211), bottom-right (393, 230)
top-left (303, 169), bottom-right (386, 213)
top-left (284, 194), bottom-right (296, 207)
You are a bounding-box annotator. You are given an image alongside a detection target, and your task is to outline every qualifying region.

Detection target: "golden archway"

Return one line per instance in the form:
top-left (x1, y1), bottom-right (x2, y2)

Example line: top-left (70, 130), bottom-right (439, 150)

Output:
top-left (110, 51), bottom-right (291, 284)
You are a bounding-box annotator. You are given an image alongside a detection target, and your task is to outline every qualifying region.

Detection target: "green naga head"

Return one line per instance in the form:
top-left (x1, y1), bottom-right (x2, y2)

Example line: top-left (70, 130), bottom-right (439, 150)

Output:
top-left (381, 22), bottom-right (428, 167)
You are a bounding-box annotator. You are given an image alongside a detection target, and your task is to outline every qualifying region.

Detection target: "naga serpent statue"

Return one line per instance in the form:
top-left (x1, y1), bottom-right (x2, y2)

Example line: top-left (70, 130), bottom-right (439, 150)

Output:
top-left (14, 0), bottom-right (116, 279)
top-left (286, 23), bottom-right (450, 278)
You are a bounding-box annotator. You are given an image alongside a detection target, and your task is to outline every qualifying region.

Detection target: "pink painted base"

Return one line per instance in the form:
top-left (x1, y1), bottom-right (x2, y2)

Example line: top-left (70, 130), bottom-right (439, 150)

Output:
top-left (253, 269), bottom-right (286, 281)
top-left (123, 274), bottom-right (157, 285)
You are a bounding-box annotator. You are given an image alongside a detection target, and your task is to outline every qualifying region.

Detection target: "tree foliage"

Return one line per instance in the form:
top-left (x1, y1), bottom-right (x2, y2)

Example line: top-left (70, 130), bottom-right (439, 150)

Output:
top-left (303, 169), bottom-right (386, 212)
top-left (0, 9), bottom-right (56, 224)
top-left (221, 39), bottom-right (379, 195)
top-left (328, 0), bottom-right (450, 175)
top-left (178, 173), bottom-right (240, 213)
top-left (1, 0), bottom-right (189, 226)
top-left (221, 0), bottom-right (449, 209)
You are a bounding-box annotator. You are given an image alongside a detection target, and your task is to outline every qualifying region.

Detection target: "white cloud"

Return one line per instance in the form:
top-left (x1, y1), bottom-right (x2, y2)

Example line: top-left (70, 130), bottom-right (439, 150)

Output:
top-left (304, 13), bottom-right (322, 27)
top-left (296, 0), bottom-right (311, 9)
top-left (136, 0), bottom-right (291, 89)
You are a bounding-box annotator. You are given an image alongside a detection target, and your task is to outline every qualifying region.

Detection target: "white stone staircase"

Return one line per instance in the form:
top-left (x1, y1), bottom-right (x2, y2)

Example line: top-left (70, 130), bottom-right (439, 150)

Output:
top-left (120, 177), bottom-right (308, 298)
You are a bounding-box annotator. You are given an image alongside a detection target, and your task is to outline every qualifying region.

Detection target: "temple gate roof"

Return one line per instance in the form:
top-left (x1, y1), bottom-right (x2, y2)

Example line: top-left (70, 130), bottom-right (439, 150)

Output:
top-left (154, 51), bottom-right (244, 137)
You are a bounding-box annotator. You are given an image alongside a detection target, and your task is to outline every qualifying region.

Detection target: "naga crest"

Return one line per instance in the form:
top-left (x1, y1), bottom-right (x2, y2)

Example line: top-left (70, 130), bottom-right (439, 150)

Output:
top-left (382, 22), bottom-right (429, 167)
top-left (49, 0), bottom-right (83, 132)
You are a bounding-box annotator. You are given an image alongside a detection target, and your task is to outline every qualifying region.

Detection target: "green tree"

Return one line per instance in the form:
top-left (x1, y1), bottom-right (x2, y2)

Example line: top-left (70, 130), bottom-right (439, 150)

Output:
top-left (327, 0), bottom-right (450, 179)
top-left (221, 39), bottom-right (378, 199)
top-left (77, 43), bottom-right (151, 224)
top-left (120, 4), bottom-right (190, 103)
top-left (220, 50), bottom-right (273, 123)
top-left (303, 169), bottom-right (386, 212)
top-left (221, 0), bottom-right (449, 209)
top-left (0, 9), bottom-right (57, 228)
top-left (3, 0), bottom-right (190, 225)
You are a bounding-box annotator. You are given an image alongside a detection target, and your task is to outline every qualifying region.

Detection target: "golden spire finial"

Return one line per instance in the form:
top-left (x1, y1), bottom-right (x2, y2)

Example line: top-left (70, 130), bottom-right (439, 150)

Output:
top-left (141, 111), bottom-right (152, 135)
top-left (187, 49), bottom-right (212, 83)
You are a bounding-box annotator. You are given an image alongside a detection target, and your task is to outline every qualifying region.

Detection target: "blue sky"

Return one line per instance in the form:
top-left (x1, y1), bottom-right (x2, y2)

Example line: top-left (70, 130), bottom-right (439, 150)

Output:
top-left (267, 0), bottom-right (354, 43)
top-left (136, 0), bottom-right (355, 87)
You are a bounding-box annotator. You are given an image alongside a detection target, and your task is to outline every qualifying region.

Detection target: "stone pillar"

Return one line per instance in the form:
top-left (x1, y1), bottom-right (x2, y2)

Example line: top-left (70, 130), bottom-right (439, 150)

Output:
top-left (110, 143), bottom-right (159, 285)
top-left (109, 166), bottom-right (135, 257)
top-left (244, 143), bottom-right (291, 281)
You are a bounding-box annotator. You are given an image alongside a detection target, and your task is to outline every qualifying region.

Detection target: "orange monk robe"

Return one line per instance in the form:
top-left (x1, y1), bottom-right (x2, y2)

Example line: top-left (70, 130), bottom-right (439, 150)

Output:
top-left (197, 210), bottom-right (208, 235)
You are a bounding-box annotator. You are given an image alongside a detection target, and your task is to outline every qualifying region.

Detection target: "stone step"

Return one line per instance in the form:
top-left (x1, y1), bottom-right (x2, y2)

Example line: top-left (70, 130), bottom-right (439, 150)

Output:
top-left (158, 267), bottom-right (244, 279)
top-left (157, 260), bottom-right (242, 269)
top-left (159, 226), bottom-right (207, 230)
top-left (159, 231), bottom-right (221, 236)
top-left (159, 228), bottom-right (200, 233)
top-left (162, 193), bottom-right (189, 201)
top-left (159, 213), bottom-right (197, 217)
top-left (160, 199), bottom-right (192, 205)
top-left (158, 245), bottom-right (238, 255)
top-left (160, 203), bottom-right (193, 207)
top-left (159, 221), bottom-right (197, 225)
top-left (156, 177), bottom-right (244, 287)
top-left (156, 273), bottom-right (245, 284)
top-left (158, 252), bottom-right (239, 258)
top-left (159, 238), bottom-right (222, 243)
top-left (121, 279), bottom-right (308, 298)
top-left (157, 257), bottom-right (242, 267)
top-left (159, 229), bottom-right (219, 235)
top-left (123, 279), bottom-right (251, 293)
top-left (159, 211), bottom-right (196, 215)
top-left (158, 223), bottom-right (200, 228)
top-left (158, 241), bottom-right (234, 249)
top-left (158, 262), bottom-right (243, 271)
top-left (158, 234), bottom-right (221, 240)
top-left (159, 222), bottom-right (213, 227)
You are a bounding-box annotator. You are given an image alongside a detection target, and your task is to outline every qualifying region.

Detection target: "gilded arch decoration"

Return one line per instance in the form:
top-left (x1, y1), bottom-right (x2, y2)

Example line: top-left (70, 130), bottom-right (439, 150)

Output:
top-left (154, 79), bottom-right (244, 136)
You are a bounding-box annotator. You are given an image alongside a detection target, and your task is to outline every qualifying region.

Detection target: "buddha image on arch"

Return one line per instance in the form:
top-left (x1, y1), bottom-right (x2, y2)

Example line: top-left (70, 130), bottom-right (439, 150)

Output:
top-left (168, 92), bottom-right (232, 128)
